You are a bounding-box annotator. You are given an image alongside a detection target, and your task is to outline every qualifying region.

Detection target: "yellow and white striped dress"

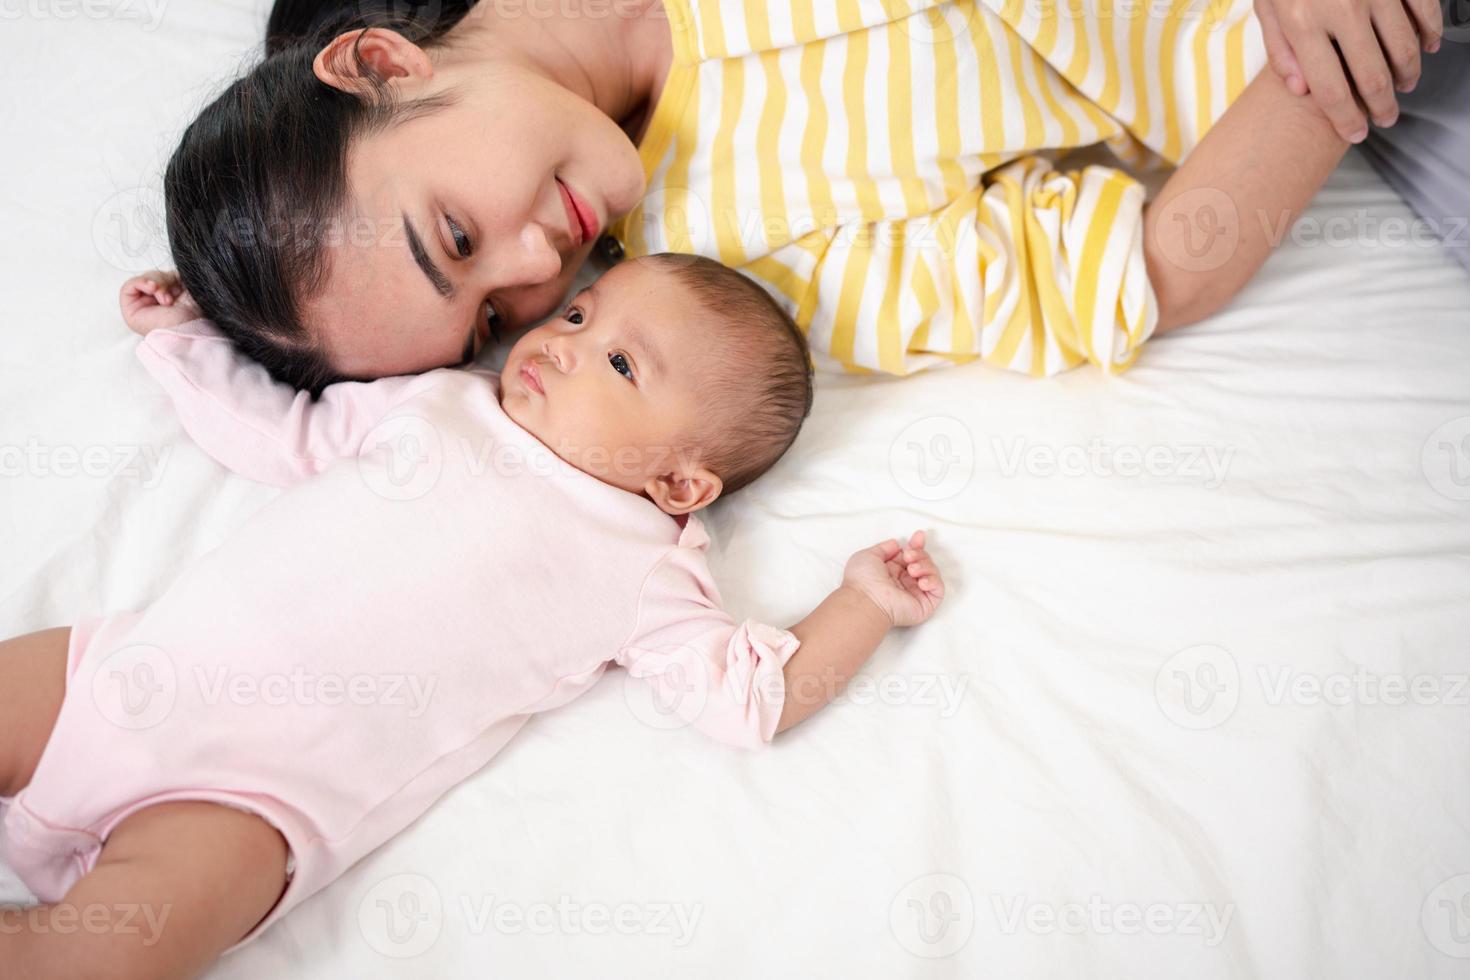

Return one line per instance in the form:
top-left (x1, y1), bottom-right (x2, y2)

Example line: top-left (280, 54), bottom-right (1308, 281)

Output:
top-left (610, 0), bottom-right (1264, 376)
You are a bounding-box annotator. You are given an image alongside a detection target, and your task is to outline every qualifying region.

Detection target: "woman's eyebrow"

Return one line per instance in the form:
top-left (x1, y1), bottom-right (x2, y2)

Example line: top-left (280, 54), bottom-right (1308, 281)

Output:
top-left (402, 213), bottom-right (453, 298)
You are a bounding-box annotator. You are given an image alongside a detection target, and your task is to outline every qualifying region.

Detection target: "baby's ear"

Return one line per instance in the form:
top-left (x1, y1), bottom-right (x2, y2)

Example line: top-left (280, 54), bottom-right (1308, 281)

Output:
top-left (644, 468), bottom-right (722, 516)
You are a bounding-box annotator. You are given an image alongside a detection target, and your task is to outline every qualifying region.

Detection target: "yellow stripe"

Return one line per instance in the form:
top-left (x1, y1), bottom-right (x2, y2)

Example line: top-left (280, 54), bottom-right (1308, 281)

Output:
top-left (1096, 0), bottom-right (1122, 114)
top-left (886, 21), bottom-right (931, 216)
top-left (1127, 0), bottom-right (1152, 143)
top-left (1157, 0), bottom-right (1186, 160)
top-left (798, 41), bottom-right (837, 230)
top-left (1224, 15), bottom-right (1248, 102)
top-left (981, 173), bottom-right (1033, 368)
top-left (790, 0), bottom-right (816, 45)
top-left (969, 2), bottom-right (1008, 153)
top-left (1191, 10), bottom-right (1214, 149)
top-left (1030, 0), bottom-right (1059, 59)
top-left (933, 191), bottom-right (979, 354)
top-left (829, 226), bottom-right (875, 367)
top-left (792, 230), bottom-right (831, 335)
top-left (834, 0), bottom-right (866, 34)
top-left (695, 0), bottom-right (726, 59)
top-left (1027, 47), bottom-right (1080, 147)
top-left (661, 69), bottom-right (702, 254)
top-left (841, 31), bottom-right (885, 223)
top-left (1004, 28), bottom-right (1046, 149)
top-left (744, 255), bottom-right (810, 308)
top-left (1070, 172), bottom-right (1130, 361)
top-left (1062, 7), bottom-right (1091, 94)
top-left (756, 49), bottom-right (791, 250)
top-left (909, 250), bottom-right (941, 353)
top-left (710, 59), bottom-right (746, 265)
top-left (929, 8), bottom-right (968, 202)
top-left (876, 233), bottom-right (907, 373)
top-left (660, 0), bottom-right (700, 64)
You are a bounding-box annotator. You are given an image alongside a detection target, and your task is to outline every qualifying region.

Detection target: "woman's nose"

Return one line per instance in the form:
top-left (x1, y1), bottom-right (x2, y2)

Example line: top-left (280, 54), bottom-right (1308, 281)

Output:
top-left (501, 223), bottom-right (562, 287)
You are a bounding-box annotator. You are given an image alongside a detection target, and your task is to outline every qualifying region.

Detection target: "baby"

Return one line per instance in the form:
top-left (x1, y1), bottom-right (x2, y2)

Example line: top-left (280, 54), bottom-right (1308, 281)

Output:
top-left (0, 254), bottom-right (945, 979)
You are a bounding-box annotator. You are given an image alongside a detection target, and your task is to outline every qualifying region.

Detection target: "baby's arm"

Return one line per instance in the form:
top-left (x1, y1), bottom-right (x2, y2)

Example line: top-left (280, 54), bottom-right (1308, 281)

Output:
top-left (619, 531), bottom-right (944, 746)
top-left (1143, 66), bottom-right (1349, 334)
top-left (777, 531), bottom-right (944, 734)
top-left (123, 272), bottom-right (438, 487)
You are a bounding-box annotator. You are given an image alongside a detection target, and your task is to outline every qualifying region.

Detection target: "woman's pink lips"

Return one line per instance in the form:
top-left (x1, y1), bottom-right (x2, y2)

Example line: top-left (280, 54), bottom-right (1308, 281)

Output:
top-left (555, 178), bottom-right (583, 248)
top-left (559, 178), bottom-right (599, 246)
top-left (519, 360), bottom-right (545, 395)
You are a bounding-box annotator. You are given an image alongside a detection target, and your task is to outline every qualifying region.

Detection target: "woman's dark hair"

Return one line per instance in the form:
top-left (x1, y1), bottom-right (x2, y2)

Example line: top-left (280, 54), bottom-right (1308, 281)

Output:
top-left (164, 0), bottom-right (476, 396)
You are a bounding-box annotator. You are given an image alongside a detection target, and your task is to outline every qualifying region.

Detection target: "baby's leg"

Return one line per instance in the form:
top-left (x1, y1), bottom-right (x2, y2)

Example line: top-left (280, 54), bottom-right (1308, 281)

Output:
top-left (0, 801), bottom-right (289, 980)
top-left (0, 627), bottom-right (69, 797)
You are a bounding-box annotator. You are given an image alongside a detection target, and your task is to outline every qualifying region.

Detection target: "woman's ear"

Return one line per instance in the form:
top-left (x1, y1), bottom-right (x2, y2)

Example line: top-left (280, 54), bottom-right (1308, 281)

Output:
top-left (313, 28), bottom-right (434, 95)
top-left (645, 469), bottom-right (723, 516)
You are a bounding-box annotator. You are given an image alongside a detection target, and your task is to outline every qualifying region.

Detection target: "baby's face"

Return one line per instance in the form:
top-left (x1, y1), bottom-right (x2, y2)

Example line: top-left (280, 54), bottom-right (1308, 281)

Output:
top-left (499, 259), bottom-right (719, 512)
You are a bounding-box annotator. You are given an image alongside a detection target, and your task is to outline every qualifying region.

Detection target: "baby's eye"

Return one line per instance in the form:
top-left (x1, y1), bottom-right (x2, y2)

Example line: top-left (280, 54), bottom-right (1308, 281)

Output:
top-left (608, 352), bottom-right (634, 381)
top-left (484, 301), bottom-right (502, 334)
top-left (564, 306), bottom-right (585, 325)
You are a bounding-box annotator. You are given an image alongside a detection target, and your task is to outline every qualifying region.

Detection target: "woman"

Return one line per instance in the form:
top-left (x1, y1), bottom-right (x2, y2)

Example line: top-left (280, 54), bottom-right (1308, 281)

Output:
top-left (164, 0), bottom-right (1441, 393)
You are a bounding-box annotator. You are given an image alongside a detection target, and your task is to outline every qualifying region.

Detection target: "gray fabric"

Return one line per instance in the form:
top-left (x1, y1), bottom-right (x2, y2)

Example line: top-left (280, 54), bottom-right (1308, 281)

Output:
top-left (1358, 31), bottom-right (1470, 272)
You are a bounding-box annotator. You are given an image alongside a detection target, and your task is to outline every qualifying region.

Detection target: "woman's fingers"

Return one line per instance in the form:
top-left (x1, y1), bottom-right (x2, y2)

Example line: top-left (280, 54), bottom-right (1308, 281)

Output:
top-left (1372, 0), bottom-right (1422, 92)
top-left (1336, 16), bottom-right (1402, 126)
top-left (1294, 31), bottom-right (1371, 140)
top-left (1257, 0), bottom-right (1308, 94)
top-left (1403, 0), bottom-right (1444, 50)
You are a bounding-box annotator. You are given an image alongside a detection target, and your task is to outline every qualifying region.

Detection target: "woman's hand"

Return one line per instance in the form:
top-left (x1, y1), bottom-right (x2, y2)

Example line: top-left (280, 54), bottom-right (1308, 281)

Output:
top-left (1254, 0), bottom-right (1444, 142)
top-left (120, 271), bottom-right (203, 336)
top-left (842, 531), bottom-right (945, 629)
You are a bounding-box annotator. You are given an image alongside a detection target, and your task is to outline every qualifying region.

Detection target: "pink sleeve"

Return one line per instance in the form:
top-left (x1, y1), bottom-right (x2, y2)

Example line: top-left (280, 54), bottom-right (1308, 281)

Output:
top-left (617, 520), bottom-right (800, 749)
top-left (135, 319), bottom-right (439, 487)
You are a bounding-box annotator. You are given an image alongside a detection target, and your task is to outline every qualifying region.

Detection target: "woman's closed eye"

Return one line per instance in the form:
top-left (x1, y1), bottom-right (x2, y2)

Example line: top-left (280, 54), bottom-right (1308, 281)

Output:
top-left (446, 214), bottom-right (472, 258)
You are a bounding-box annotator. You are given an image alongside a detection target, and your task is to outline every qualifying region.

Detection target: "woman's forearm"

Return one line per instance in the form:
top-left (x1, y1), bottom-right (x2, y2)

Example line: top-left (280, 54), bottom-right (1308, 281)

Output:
top-left (1145, 66), bottom-right (1350, 334)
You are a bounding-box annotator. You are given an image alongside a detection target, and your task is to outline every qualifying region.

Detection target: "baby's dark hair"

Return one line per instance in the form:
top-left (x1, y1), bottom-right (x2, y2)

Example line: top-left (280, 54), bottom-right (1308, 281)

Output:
top-left (647, 254), bottom-right (814, 496)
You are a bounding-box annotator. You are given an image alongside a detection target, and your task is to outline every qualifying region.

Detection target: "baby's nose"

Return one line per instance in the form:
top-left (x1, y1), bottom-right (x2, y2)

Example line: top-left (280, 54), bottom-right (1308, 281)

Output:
top-left (541, 339), bottom-right (575, 374)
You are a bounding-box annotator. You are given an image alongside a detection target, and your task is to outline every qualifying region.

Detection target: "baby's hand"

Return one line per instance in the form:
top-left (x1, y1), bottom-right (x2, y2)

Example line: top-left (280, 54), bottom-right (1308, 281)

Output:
top-left (843, 530), bottom-right (945, 628)
top-left (120, 270), bottom-right (203, 336)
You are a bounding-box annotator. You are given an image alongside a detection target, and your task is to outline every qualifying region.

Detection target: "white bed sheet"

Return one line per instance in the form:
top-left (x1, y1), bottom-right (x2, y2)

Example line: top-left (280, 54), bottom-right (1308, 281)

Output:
top-left (2, 3), bottom-right (1468, 977)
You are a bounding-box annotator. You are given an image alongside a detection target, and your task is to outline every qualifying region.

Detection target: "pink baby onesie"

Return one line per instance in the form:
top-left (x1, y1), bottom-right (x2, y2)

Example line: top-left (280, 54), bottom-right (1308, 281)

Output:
top-left (0, 321), bottom-right (798, 943)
